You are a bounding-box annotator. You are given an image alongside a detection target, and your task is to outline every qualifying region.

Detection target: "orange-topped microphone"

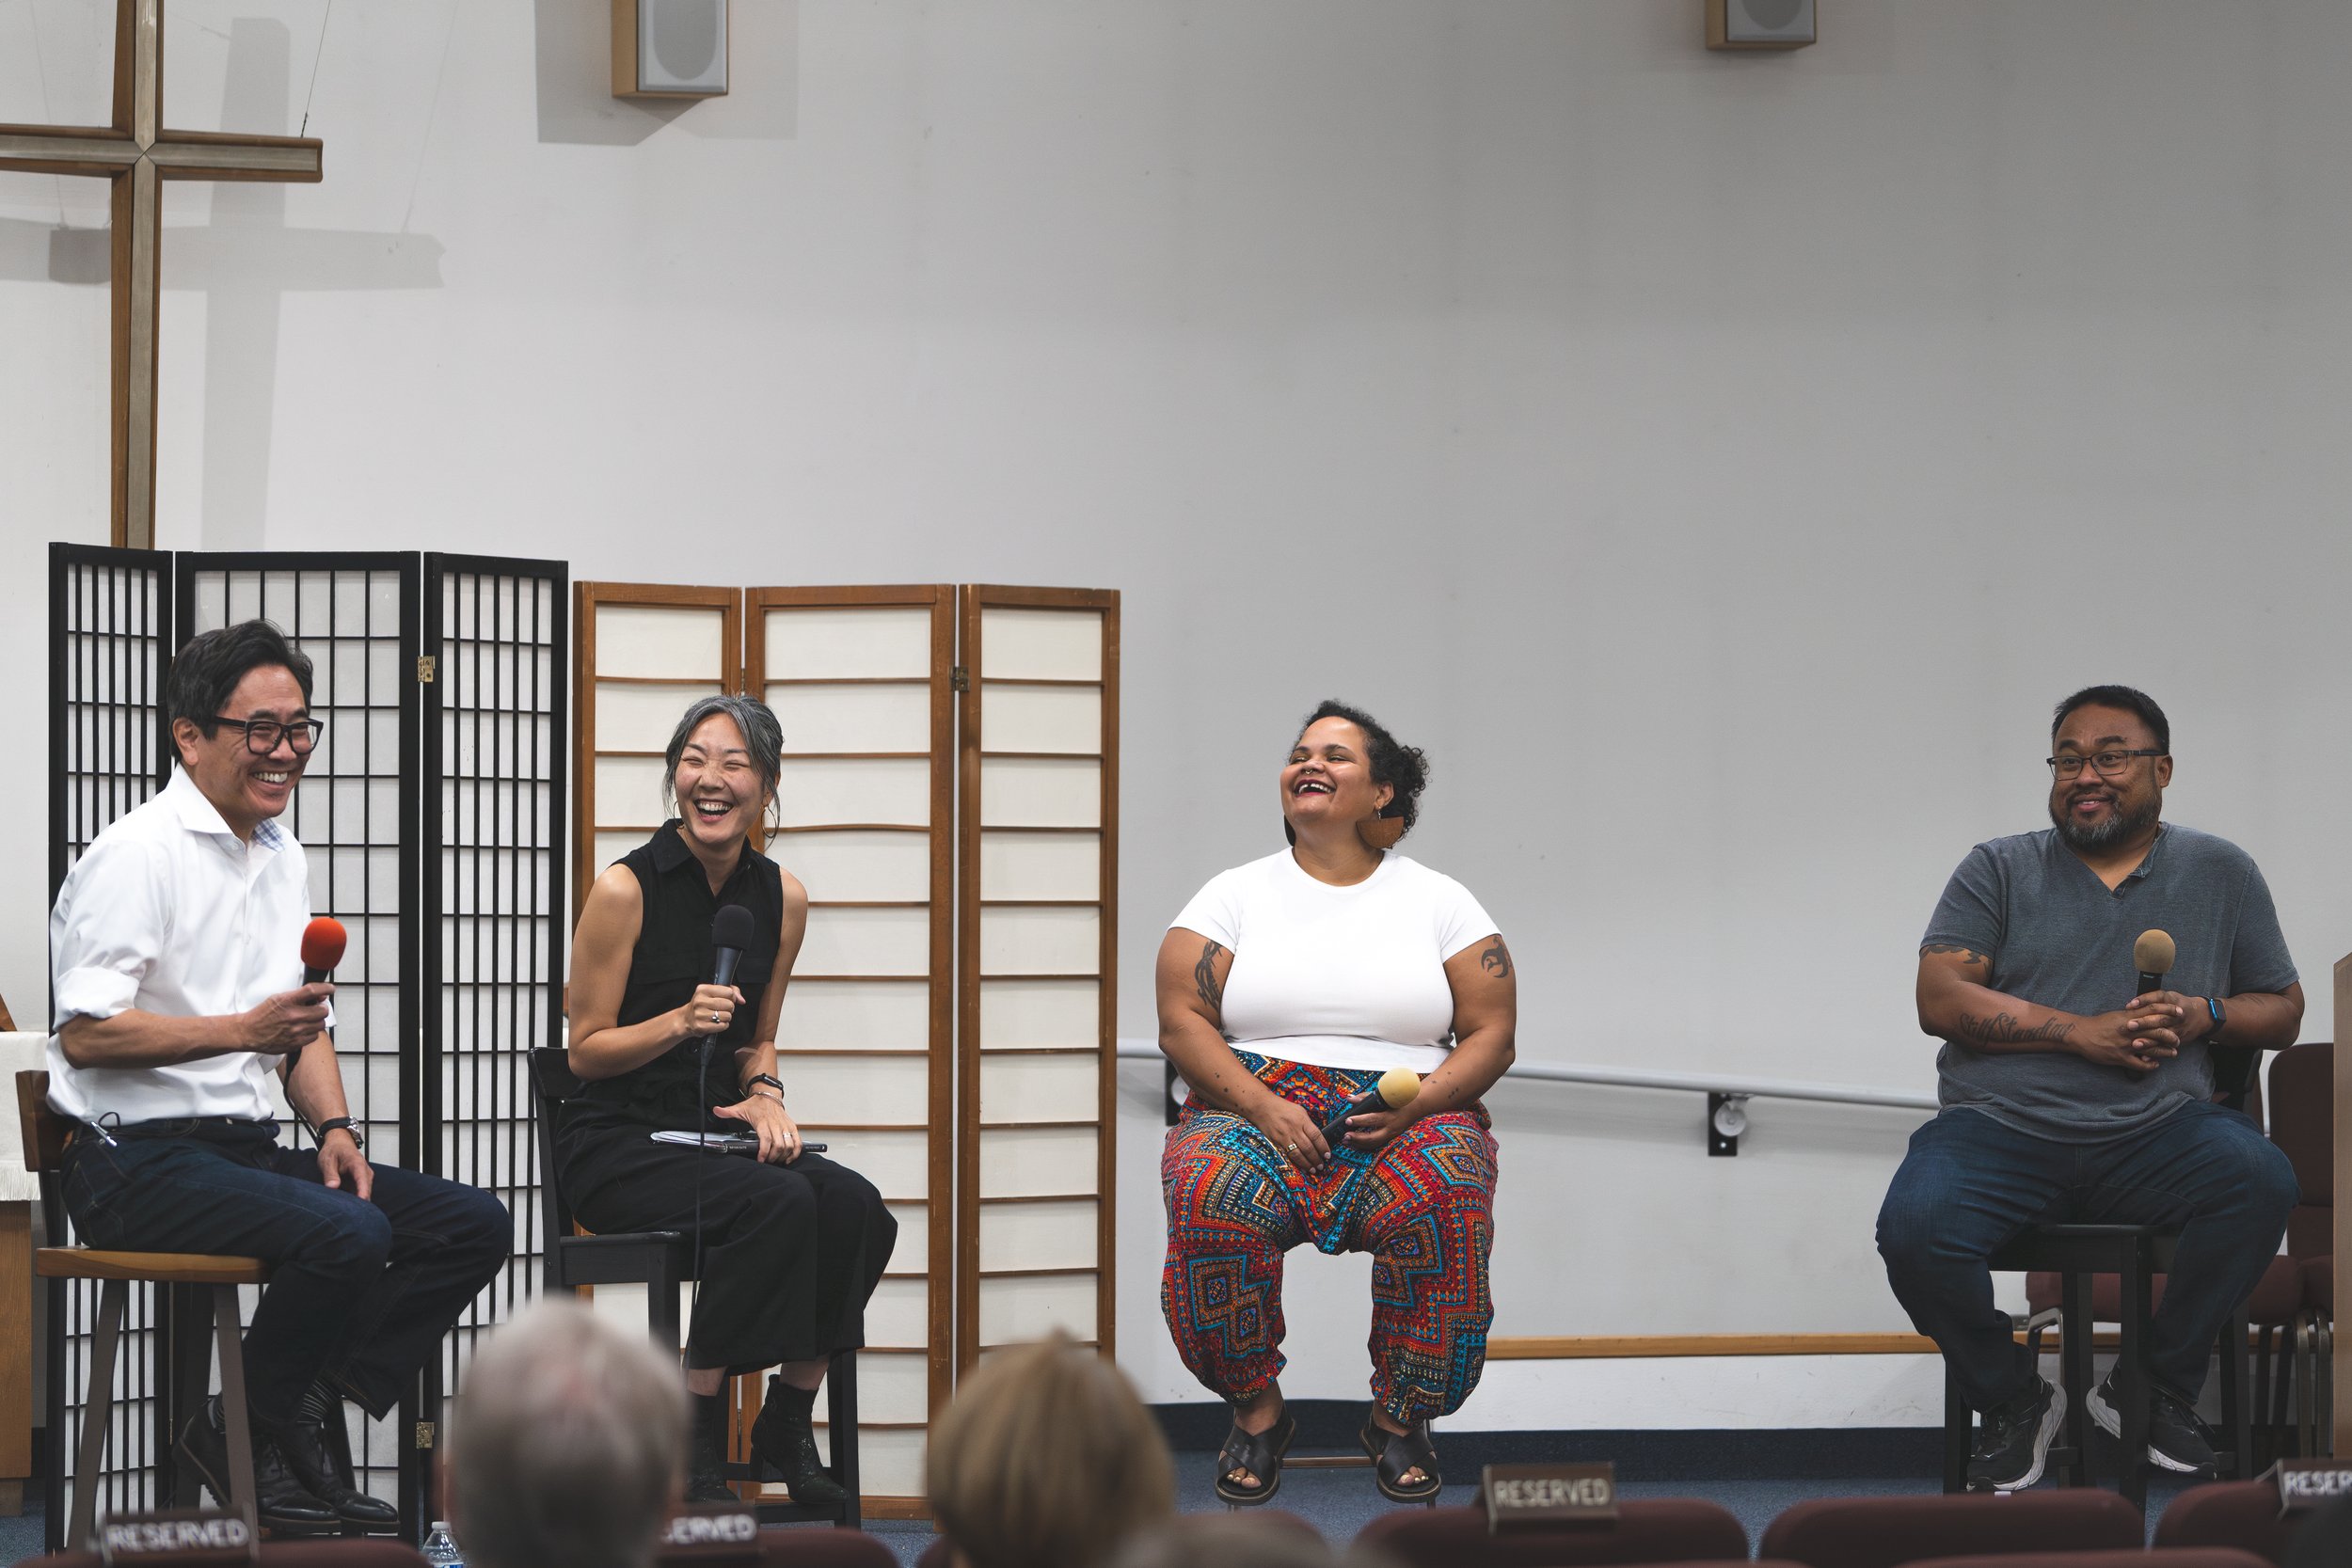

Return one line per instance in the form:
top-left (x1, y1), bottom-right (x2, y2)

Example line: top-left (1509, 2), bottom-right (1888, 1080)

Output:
top-left (2133, 928), bottom-right (2175, 999)
top-left (301, 916), bottom-right (347, 984)
top-left (1317, 1068), bottom-right (1423, 1142)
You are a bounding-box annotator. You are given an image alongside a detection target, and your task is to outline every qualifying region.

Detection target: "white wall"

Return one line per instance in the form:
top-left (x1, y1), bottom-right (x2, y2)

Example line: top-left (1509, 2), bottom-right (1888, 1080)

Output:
top-left (6, 0), bottom-right (2349, 1428)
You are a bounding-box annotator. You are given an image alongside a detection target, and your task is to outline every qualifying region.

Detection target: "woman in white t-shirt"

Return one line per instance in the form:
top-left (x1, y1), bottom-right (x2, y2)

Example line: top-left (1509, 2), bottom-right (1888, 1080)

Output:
top-left (1157, 702), bottom-right (1516, 1508)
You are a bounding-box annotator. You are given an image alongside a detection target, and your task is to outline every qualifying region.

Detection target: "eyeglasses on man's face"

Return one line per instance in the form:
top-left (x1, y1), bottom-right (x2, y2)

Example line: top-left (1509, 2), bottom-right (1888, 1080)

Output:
top-left (2045, 748), bottom-right (2163, 781)
top-left (212, 715), bottom-right (326, 755)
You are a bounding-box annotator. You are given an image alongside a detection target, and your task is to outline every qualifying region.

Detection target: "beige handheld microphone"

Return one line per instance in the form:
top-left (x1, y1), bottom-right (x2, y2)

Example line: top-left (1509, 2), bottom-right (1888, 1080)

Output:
top-left (1318, 1069), bottom-right (1422, 1141)
top-left (2133, 929), bottom-right (2176, 999)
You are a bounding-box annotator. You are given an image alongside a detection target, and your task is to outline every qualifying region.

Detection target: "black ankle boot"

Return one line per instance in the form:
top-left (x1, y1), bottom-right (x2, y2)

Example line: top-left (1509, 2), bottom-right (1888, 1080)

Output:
top-left (686, 1392), bottom-right (736, 1503)
top-left (274, 1383), bottom-right (399, 1529)
top-left (749, 1376), bottom-right (845, 1507)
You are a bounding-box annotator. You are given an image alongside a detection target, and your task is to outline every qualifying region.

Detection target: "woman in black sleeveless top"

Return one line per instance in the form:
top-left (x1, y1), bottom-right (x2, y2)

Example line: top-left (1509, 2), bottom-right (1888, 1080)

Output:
top-left (558, 695), bottom-right (896, 1504)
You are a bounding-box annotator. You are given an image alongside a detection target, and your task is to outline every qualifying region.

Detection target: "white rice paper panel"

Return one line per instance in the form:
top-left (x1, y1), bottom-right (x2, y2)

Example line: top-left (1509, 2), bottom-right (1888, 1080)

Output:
top-left (762, 606), bottom-right (930, 679)
top-left (827, 1430), bottom-right (924, 1499)
top-left (977, 757), bottom-right (1101, 828)
top-left (979, 906), bottom-right (1100, 975)
top-left (595, 681), bottom-right (725, 752)
top-left (979, 684), bottom-right (1100, 754)
top-left (595, 605), bottom-right (725, 679)
top-left (781, 1053), bottom-right (927, 1125)
top-left (978, 1275), bottom-right (1098, 1344)
top-left (818, 1130), bottom-right (929, 1200)
top-left (591, 832), bottom-right (643, 878)
top-left (583, 1281), bottom-right (696, 1344)
top-left (885, 1202), bottom-right (928, 1268)
top-left (778, 758), bottom-right (930, 827)
top-left (977, 1199), bottom-right (1098, 1272)
top-left (796, 906), bottom-right (930, 976)
top-left (781, 831), bottom-right (933, 902)
top-left (778, 980), bottom-right (929, 1051)
top-left (977, 1127), bottom-right (1098, 1197)
top-left (978, 831), bottom-right (1099, 901)
top-left (765, 683), bottom-right (930, 753)
top-left (978, 978), bottom-right (1099, 1050)
top-left (593, 755), bottom-right (669, 821)
top-left (978, 608), bottom-right (1102, 681)
top-left (830, 1352), bottom-right (928, 1425)
top-left (865, 1276), bottom-right (930, 1349)
top-left (979, 1054), bottom-right (1098, 1124)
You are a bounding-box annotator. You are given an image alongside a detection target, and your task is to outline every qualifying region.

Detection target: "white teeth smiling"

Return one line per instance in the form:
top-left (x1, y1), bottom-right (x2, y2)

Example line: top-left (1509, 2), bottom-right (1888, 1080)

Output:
top-left (1295, 780), bottom-right (1332, 797)
top-left (693, 800), bottom-right (732, 817)
top-left (255, 770), bottom-right (291, 785)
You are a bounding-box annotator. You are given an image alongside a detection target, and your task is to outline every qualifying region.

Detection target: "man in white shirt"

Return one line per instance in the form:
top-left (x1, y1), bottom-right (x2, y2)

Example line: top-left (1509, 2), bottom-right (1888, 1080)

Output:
top-left (50, 620), bottom-right (512, 1535)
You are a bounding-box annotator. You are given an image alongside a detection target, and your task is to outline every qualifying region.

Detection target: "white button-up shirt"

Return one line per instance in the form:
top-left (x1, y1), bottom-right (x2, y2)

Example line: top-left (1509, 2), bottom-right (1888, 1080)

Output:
top-left (47, 768), bottom-right (322, 1124)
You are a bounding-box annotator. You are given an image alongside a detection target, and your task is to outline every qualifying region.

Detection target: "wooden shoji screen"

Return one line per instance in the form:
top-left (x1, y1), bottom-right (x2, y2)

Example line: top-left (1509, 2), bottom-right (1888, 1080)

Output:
top-left (955, 588), bottom-right (1120, 1371)
top-left (740, 587), bottom-right (955, 1513)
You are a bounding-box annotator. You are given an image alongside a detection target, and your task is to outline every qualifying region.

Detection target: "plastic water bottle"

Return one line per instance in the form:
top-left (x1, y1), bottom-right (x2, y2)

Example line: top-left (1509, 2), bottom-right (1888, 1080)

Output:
top-left (421, 1522), bottom-right (463, 1568)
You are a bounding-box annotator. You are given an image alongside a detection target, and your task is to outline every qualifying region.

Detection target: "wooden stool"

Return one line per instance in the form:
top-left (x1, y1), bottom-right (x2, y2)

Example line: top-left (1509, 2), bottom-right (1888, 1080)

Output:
top-left (16, 1071), bottom-right (270, 1550)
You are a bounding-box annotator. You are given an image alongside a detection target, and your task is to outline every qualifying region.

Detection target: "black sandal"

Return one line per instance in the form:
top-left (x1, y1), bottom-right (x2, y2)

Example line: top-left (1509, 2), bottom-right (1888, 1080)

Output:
top-left (1215, 1407), bottom-right (1296, 1506)
top-left (1359, 1413), bottom-right (1442, 1503)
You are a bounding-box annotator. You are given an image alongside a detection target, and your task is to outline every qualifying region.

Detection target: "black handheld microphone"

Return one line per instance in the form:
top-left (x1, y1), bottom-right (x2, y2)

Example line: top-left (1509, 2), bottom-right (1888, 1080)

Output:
top-left (1317, 1068), bottom-right (1422, 1141)
top-left (2133, 928), bottom-right (2175, 1000)
top-left (711, 904), bottom-right (755, 991)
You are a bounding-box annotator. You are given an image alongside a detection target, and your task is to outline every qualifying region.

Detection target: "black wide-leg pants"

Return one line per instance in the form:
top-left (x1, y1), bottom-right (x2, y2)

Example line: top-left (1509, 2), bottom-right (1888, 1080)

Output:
top-left (555, 1112), bottom-right (897, 1373)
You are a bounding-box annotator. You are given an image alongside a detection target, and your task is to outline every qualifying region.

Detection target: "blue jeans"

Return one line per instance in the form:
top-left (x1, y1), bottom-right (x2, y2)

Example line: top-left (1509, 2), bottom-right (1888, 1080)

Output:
top-left (1877, 1101), bottom-right (2296, 1412)
top-left (62, 1123), bottom-right (512, 1426)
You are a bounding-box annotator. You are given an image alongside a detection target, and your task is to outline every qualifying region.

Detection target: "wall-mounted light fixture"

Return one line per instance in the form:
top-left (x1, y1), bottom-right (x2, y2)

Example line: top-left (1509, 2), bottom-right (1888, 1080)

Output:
top-left (1707, 0), bottom-right (1816, 51)
top-left (612, 0), bottom-right (729, 99)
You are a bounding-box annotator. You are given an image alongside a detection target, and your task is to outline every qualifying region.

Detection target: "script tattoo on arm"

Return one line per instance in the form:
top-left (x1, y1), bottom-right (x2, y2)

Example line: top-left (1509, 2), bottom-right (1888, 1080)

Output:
top-left (1955, 1009), bottom-right (2074, 1047)
top-left (1920, 943), bottom-right (1990, 969)
top-left (1194, 940), bottom-right (1227, 1024)
top-left (1479, 937), bottom-right (1512, 981)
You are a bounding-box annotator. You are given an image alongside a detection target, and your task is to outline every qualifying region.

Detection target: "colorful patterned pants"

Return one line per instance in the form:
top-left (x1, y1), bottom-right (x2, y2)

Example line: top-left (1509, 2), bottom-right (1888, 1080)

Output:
top-left (1159, 1053), bottom-right (1499, 1424)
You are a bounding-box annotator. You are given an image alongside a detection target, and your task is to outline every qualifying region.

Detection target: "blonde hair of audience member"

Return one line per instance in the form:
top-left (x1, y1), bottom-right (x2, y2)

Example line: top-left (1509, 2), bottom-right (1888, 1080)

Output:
top-left (1111, 1514), bottom-right (1387, 1568)
top-left (927, 1331), bottom-right (1176, 1568)
top-left (447, 1301), bottom-right (689, 1568)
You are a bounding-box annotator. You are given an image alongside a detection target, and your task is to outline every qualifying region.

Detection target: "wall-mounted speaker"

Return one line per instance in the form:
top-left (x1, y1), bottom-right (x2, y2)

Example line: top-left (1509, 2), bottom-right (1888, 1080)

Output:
top-left (612, 0), bottom-right (729, 99)
top-left (1707, 0), bottom-right (1817, 51)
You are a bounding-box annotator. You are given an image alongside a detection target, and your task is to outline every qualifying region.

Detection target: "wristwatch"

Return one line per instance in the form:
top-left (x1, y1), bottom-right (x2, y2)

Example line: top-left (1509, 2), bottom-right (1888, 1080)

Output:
top-left (2204, 996), bottom-right (2227, 1041)
top-left (318, 1117), bottom-right (364, 1150)
top-left (745, 1072), bottom-right (786, 1100)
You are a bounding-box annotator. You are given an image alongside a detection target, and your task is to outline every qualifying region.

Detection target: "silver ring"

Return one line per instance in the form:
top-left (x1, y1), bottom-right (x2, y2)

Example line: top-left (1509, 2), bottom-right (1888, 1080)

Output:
top-left (710, 1010), bottom-right (722, 1023)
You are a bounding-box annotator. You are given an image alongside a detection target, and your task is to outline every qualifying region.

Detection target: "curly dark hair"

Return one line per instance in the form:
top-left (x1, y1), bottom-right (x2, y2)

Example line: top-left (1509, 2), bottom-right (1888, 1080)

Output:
top-left (1282, 699), bottom-right (1429, 846)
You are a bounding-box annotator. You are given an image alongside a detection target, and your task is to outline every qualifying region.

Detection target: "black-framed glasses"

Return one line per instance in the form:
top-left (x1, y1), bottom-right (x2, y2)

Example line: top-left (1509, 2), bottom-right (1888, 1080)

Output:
top-left (211, 715), bottom-right (326, 755)
top-left (2045, 748), bottom-right (2163, 780)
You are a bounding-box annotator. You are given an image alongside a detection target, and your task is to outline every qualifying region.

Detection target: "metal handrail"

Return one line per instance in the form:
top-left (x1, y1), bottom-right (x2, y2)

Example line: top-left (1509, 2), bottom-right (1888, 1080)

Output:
top-left (1113, 1037), bottom-right (1939, 1113)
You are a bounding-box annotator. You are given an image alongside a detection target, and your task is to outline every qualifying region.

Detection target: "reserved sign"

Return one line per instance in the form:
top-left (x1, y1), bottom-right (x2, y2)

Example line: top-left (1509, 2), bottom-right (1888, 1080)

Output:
top-left (1478, 1462), bottom-right (1618, 1532)
top-left (2275, 1460), bottom-right (2352, 1515)
top-left (96, 1511), bottom-right (254, 1566)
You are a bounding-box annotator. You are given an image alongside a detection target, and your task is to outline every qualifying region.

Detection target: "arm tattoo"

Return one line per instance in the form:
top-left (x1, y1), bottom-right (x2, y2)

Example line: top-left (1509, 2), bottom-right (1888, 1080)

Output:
top-left (1920, 943), bottom-right (1989, 968)
top-left (1955, 1009), bottom-right (2074, 1047)
top-left (1194, 940), bottom-right (1227, 1023)
top-left (1478, 936), bottom-right (1512, 981)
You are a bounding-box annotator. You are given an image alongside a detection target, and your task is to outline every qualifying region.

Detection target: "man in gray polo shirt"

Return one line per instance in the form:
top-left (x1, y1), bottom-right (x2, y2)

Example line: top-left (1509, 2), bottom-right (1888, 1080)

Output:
top-left (1877, 685), bottom-right (2301, 1491)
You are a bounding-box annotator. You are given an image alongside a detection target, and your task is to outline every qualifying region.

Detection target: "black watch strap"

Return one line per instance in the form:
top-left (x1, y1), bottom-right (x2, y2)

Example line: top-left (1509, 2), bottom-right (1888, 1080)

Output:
top-left (747, 1072), bottom-right (786, 1098)
top-left (318, 1117), bottom-right (363, 1149)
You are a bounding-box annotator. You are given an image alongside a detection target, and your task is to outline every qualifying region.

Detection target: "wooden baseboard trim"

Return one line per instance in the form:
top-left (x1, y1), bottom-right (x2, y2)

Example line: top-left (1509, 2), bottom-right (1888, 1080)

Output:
top-left (1486, 1330), bottom-right (2145, 1360)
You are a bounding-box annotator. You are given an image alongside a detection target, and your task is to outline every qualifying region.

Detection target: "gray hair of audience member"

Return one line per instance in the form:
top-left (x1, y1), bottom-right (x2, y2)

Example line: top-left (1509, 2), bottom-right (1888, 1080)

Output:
top-left (1109, 1515), bottom-right (1390, 1568)
top-left (446, 1300), bottom-right (688, 1568)
top-left (660, 694), bottom-right (784, 811)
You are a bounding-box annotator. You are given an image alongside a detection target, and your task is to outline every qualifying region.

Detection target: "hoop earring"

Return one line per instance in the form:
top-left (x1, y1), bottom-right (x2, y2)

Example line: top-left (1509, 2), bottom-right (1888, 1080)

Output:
top-left (1358, 811), bottom-right (1405, 850)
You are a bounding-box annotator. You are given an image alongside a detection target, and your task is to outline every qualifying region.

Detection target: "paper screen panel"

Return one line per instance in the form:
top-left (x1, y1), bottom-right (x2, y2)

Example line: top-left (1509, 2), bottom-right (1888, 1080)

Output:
top-left (977, 1199), bottom-right (1099, 1273)
top-left (978, 1275), bottom-right (1099, 1345)
top-left (752, 589), bottom-right (952, 1514)
top-left (978, 978), bottom-right (1100, 1048)
top-left (977, 757), bottom-right (1102, 827)
top-left (979, 831), bottom-right (1100, 900)
top-left (980, 1054), bottom-right (1099, 1124)
top-left (979, 684), bottom-right (1101, 753)
top-left (977, 607), bottom-right (1104, 680)
top-left (979, 906), bottom-right (1102, 974)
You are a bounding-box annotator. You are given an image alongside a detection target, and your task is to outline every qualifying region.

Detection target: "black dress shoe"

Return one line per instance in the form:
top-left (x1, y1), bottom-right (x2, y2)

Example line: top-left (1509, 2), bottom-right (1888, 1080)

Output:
top-left (176, 1397), bottom-right (341, 1537)
top-left (275, 1409), bottom-right (401, 1528)
top-left (749, 1376), bottom-right (846, 1507)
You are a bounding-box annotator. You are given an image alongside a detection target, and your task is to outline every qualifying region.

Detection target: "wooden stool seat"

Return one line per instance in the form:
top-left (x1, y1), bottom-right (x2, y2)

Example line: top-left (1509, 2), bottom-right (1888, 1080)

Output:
top-left (37, 1248), bottom-right (270, 1285)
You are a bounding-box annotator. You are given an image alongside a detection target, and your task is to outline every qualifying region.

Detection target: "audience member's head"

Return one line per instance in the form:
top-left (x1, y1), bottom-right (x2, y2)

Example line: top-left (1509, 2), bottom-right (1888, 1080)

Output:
top-left (927, 1331), bottom-right (1176, 1568)
top-left (447, 1300), bottom-right (689, 1568)
top-left (1111, 1513), bottom-right (1375, 1568)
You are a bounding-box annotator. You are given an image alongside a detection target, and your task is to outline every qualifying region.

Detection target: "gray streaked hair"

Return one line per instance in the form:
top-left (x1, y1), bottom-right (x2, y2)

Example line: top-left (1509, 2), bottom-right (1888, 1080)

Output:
top-left (445, 1301), bottom-right (686, 1568)
top-left (662, 694), bottom-right (784, 810)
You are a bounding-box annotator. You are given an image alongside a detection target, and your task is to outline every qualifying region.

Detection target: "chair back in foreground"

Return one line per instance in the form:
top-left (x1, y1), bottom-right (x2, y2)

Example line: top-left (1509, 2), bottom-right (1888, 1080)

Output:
top-left (2155, 1481), bottom-right (2303, 1566)
top-left (1907, 1553), bottom-right (2272, 1568)
top-left (1759, 1491), bottom-right (2144, 1568)
top-left (1354, 1498), bottom-right (1749, 1567)
top-left (30, 1540), bottom-right (427, 1568)
top-left (654, 1523), bottom-right (895, 1568)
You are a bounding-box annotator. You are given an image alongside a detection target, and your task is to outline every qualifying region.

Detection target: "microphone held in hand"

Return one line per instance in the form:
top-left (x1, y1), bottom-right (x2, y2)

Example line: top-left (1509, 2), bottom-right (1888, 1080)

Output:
top-left (1318, 1068), bottom-right (1423, 1141)
top-left (300, 917), bottom-right (347, 986)
top-left (710, 904), bottom-right (755, 990)
top-left (2133, 928), bottom-right (2176, 1000)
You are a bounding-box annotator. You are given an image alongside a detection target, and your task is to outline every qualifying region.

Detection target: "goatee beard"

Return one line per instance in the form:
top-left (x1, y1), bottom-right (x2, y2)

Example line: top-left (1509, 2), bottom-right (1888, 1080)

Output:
top-left (2051, 791), bottom-right (2161, 852)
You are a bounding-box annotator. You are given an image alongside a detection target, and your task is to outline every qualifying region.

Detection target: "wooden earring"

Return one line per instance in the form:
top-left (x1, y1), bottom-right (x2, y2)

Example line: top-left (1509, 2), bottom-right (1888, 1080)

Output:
top-left (1358, 808), bottom-right (1405, 850)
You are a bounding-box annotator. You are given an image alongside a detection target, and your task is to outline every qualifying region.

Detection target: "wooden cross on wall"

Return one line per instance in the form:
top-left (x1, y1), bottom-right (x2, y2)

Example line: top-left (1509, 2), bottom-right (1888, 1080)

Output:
top-left (0, 0), bottom-right (322, 549)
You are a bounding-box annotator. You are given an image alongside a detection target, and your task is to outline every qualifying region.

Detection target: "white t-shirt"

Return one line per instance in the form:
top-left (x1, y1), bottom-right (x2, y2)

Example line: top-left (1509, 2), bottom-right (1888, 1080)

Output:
top-left (1169, 849), bottom-right (1500, 1073)
top-left (47, 768), bottom-right (323, 1124)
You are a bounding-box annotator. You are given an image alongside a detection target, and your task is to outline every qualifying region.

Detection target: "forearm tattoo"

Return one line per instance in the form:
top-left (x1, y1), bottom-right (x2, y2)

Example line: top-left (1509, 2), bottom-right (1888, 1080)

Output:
top-left (1956, 1009), bottom-right (2074, 1047)
top-left (1921, 943), bottom-right (1990, 968)
top-left (1479, 936), bottom-right (1512, 981)
top-left (1195, 940), bottom-right (1227, 1024)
